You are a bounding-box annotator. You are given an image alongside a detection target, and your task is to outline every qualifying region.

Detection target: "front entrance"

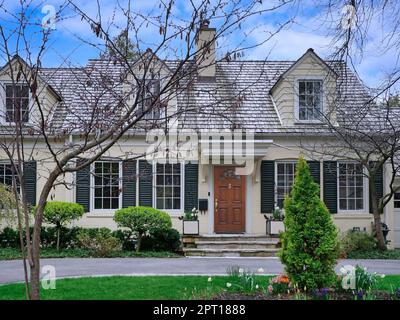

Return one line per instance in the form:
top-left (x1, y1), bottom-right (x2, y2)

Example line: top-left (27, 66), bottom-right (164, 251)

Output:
top-left (214, 166), bottom-right (246, 233)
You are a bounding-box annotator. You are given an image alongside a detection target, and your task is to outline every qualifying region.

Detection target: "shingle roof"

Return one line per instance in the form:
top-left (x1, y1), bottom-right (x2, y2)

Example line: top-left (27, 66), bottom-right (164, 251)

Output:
top-left (36, 56), bottom-right (376, 135)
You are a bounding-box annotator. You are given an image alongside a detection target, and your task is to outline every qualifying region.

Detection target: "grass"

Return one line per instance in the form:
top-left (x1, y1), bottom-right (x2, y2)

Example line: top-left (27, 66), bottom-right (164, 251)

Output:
top-left (0, 275), bottom-right (268, 300)
top-left (346, 249), bottom-right (400, 260)
top-left (0, 275), bottom-right (399, 300)
top-left (0, 247), bottom-right (181, 260)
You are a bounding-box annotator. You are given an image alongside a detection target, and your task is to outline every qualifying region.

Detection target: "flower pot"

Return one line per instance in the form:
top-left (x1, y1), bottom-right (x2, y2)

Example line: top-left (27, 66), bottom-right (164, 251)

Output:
top-left (183, 220), bottom-right (199, 235)
top-left (267, 220), bottom-right (285, 235)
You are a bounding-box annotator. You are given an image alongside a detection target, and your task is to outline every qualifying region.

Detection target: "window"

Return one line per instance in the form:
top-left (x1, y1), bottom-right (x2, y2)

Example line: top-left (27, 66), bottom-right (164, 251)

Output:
top-left (0, 163), bottom-right (19, 189)
top-left (394, 193), bottom-right (400, 209)
top-left (5, 84), bottom-right (30, 123)
top-left (93, 161), bottom-right (121, 210)
top-left (338, 162), bottom-right (365, 211)
top-left (276, 162), bottom-right (296, 208)
top-left (298, 80), bottom-right (322, 121)
top-left (138, 79), bottom-right (161, 119)
top-left (155, 163), bottom-right (182, 210)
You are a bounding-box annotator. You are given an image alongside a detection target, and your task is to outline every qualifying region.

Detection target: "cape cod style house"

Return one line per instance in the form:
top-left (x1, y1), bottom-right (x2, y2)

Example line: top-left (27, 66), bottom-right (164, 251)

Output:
top-left (1, 22), bottom-right (399, 255)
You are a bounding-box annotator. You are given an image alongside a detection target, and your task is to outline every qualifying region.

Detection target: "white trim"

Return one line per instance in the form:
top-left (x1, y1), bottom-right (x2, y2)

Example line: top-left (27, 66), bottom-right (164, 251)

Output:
top-left (274, 160), bottom-right (297, 209)
top-left (336, 161), bottom-right (369, 214)
top-left (89, 160), bottom-right (122, 214)
top-left (293, 76), bottom-right (325, 123)
top-left (152, 161), bottom-right (184, 216)
top-left (0, 81), bottom-right (32, 124)
top-left (270, 94), bottom-right (282, 126)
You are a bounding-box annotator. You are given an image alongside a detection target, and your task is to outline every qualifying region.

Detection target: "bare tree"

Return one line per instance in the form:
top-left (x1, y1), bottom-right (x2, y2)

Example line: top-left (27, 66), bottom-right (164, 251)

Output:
top-left (0, 0), bottom-right (295, 299)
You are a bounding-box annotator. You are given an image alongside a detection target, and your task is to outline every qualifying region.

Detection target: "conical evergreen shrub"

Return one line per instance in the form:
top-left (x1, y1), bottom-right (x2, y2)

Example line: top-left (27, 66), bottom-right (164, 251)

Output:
top-left (279, 157), bottom-right (339, 291)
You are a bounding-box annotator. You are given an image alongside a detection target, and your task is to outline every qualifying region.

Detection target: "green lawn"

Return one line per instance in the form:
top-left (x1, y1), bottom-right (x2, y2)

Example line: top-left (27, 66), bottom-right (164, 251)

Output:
top-left (0, 275), bottom-right (399, 300)
top-left (0, 248), bottom-right (181, 260)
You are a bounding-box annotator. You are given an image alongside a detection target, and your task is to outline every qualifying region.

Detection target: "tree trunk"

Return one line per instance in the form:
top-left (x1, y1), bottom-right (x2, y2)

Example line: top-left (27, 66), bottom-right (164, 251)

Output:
top-left (369, 184), bottom-right (387, 250)
top-left (136, 234), bottom-right (142, 252)
top-left (56, 226), bottom-right (60, 252)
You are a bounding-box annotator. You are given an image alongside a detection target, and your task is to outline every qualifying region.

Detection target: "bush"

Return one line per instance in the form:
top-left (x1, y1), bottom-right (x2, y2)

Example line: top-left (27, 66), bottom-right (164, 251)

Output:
top-left (114, 206), bottom-right (172, 252)
top-left (0, 227), bottom-right (19, 248)
top-left (43, 202), bottom-right (85, 250)
top-left (141, 228), bottom-right (181, 252)
top-left (77, 228), bottom-right (121, 257)
top-left (339, 230), bottom-right (377, 257)
top-left (279, 157), bottom-right (339, 291)
top-left (112, 229), bottom-right (135, 251)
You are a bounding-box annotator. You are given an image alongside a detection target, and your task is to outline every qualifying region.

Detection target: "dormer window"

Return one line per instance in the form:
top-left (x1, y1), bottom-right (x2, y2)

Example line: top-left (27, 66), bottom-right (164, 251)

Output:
top-left (138, 79), bottom-right (161, 119)
top-left (298, 80), bottom-right (322, 121)
top-left (5, 84), bottom-right (30, 123)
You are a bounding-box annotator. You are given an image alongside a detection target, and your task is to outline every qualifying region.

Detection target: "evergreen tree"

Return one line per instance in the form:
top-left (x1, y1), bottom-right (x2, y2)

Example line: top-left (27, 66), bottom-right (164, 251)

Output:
top-left (105, 29), bottom-right (139, 60)
top-left (279, 157), bottom-right (339, 291)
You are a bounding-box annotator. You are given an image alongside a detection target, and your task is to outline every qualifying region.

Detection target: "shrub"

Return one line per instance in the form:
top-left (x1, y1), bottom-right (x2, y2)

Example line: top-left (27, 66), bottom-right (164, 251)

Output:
top-left (114, 206), bottom-right (171, 252)
top-left (0, 227), bottom-right (19, 248)
top-left (77, 228), bottom-right (121, 257)
top-left (42, 202), bottom-right (85, 251)
top-left (112, 229), bottom-right (135, 251)
top-left (279, 157), bottom-right (339, 291)
top-left (339, 230), bottom-right (377, 257)
top-left (141, 228), bottom-right (181, 252)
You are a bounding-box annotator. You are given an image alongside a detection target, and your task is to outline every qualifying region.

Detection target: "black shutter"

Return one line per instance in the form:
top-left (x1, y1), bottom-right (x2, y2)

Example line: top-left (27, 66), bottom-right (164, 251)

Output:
top-left (307, 161), bottom-right (320, 184)
top-left (76, 160), bottom-right (90, 212)
top-left (23, 161), bottom-right (36, 206)
top-left (369, 162), bottom-right (384, 213)
top-left (122, 160), bottom-right (136, 208)
top-left (184, 163), bottom-right (198, 212)
top-left (323, 161), bottom-right (337, 214)
top-left (261, 160), bottom-right (275, 213)
top-left (138, 160), bottom-right (153, 207)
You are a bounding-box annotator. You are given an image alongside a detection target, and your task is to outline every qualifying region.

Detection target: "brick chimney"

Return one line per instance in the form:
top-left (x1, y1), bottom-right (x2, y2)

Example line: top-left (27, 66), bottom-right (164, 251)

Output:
top-left (196, 20), bottom-right (216, 79)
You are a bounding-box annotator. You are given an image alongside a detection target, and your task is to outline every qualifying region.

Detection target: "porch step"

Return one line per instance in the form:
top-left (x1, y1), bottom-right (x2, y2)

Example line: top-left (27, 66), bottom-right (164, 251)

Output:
top-left (183, 248), bottom-right (280, 257)
top-left (196, 240), bottom-right (279, 250)
top-left (182, 234), bottom-right (281, 257)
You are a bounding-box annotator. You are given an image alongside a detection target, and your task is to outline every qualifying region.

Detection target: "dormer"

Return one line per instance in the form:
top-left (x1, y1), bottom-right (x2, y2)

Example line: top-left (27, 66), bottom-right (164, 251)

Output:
top-left (0, 55), bottom-right (61, 126)
top-left (270, 48), bottom-right (338, 127)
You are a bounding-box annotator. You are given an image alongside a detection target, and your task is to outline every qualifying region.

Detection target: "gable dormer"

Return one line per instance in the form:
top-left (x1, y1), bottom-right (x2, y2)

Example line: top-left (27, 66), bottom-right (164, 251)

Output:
top-left (0, 55), bottom-right (61, 126)
top-left (270, 48), bottom-right (338, 127)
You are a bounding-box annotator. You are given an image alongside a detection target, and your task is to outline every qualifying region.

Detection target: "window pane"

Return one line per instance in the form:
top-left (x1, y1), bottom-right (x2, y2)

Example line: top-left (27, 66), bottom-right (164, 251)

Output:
top-left (157, 198), bottom-right (164, 209)
top-left (299, 82), bottom-right (305, 94)
top-left (93, 161), bottom-right (120, 210)
top-left (165, 198), bottom-right (172, 209)
top-left (356, 199), bottom-right (363, 210)
top-left (173, 198), bottom-right (180, 209)
top-left (156, 174), bottom-right (164, 185)
top-left (165, 187), bottom-right (172, 197)
top-left (156, 187), bottom-right (164, 198)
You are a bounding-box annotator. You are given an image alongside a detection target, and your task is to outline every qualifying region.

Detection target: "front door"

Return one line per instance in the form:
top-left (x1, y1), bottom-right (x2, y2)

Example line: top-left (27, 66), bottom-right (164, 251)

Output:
top-left (214, 166), bottom-right (246, 233)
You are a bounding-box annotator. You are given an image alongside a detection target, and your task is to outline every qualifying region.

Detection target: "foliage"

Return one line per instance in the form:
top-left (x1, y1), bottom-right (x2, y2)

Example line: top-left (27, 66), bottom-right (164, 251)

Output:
top-left (267, 275), bottom-right (291, 295)
top-left (0, 247), bottom-right (181, 260)
top-left (279, 157), bottom-right (339, 291)
top-left (112, 229), bottom-right (135, 251)
top-left (346, 249), bottom-right (400, 259)
top-left (42, 202), bottom-right (85, 250)
top-left (0, 184), bottom-right (19, 226)
top-left (105, 29), bottom-right (139, 60)
top-left (114, 206), bottom-right (171, 252)
top-left (182, 208), bottom-right (198, 221)
top-left (339, 230), bottom-right (377, 257)
top-left (77, 228), bottom-right (122, 257)
top-left (141, 228), bottom-right (181, 252)
top-left (225, 266), bottom-right (265, 293)
top-left (0, 227), bottom-right (20, 248)
top-left (339, 265), bottom-right (382, 299)
top-left (272, 207), bottom-right (283, 220)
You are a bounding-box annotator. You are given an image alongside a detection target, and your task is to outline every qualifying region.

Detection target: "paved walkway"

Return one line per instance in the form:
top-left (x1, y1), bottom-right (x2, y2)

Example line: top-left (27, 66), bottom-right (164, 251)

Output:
top-left (0, 257), bottom-right (399, 284)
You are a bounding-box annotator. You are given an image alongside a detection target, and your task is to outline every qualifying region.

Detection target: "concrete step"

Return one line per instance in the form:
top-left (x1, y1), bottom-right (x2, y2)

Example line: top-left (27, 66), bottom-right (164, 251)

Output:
top-left (195, 235), bottom-right (279, 242)
top-left (196, 240), bottom-right (279, 250)
top-left (183, 248), bottom-right (280, 257)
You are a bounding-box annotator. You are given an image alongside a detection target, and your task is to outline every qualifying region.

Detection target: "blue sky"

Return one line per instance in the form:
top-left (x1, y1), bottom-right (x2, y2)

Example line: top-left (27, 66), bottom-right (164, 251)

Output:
top-left (0, 0), bottom-right (398, 91)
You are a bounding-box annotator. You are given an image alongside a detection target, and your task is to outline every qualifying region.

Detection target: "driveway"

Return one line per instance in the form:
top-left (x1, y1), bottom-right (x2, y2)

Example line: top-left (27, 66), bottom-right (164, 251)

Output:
top-left (0, 257), bottom-right (399, 284)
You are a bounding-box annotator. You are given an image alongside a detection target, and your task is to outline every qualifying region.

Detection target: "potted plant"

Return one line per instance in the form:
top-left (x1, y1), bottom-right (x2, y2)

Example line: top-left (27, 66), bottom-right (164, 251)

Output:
top-left (266, 207), bottom-right (285, 235)
top-left (180, 207), bottom-right (199, 235)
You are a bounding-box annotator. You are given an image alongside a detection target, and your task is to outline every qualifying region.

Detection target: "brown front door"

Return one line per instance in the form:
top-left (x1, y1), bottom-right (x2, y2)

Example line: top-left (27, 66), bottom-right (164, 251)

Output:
top-left (214, 166), bottom-right (246, 233)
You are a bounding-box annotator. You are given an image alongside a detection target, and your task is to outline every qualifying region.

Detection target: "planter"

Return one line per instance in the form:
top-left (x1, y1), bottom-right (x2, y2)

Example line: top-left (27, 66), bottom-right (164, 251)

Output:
top-left (266, 220), bottom-right (285, 235)
top-left (183, 220), bottom-right (199, 235)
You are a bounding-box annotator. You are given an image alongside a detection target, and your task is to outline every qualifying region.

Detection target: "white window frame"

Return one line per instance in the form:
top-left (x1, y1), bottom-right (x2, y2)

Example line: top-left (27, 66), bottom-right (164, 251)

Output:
top-left (137, 78), bottom-right (164, 120)
top-left (294, 76), bottom-right (324, 123)
top-left (0, 81), bottom-right (32, 124)
top-left (275, 160), bottom-right (297, 209)
top-left (337, 161), bottom-right (369, 214)
top-left (152, 161), bottom-right (184, 216)
top-left (0, 161), bottom-right (20, 191)
top-left (90, 161), bottom-right (122, 213)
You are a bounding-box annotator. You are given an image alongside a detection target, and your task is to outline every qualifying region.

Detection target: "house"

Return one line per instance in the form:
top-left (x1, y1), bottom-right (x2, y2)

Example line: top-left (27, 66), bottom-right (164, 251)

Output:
top-left (0, 22), bottom-right (399, 254)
